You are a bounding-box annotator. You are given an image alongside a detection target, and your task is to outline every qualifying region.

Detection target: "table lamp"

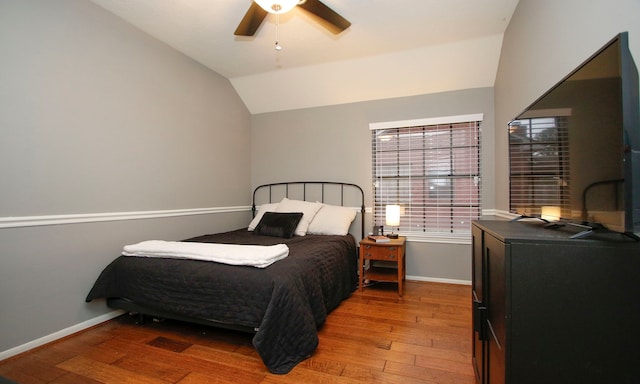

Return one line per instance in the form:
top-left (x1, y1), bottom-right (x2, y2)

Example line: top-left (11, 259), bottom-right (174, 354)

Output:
top-left (385, 204), bottom-right (400, 239)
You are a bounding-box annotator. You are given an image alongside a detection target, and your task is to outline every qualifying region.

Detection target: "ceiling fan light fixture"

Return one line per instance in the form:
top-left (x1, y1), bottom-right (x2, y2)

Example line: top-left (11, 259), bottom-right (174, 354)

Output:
top-left (254, 0), bottom-right (300, 14)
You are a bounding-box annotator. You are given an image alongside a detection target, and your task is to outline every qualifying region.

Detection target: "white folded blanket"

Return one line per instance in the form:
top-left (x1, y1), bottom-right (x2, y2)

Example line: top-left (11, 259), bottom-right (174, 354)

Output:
top-left (122, 240), bottom-right (289, 268)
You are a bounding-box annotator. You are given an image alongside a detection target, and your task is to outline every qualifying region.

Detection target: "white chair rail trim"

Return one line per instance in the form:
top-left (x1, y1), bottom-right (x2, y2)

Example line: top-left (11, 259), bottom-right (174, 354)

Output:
top-left (0, 206), bottom-right (251, 229)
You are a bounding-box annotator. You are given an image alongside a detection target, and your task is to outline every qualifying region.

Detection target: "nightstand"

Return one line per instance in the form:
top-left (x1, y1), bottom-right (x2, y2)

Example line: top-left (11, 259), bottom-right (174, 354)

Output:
top-left (359, 236), bottom-right (406, 296)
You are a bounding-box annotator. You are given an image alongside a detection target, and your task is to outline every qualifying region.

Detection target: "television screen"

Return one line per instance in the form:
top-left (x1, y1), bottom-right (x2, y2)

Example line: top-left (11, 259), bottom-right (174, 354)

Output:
top-left (508, 32), bottom-right (640, 237)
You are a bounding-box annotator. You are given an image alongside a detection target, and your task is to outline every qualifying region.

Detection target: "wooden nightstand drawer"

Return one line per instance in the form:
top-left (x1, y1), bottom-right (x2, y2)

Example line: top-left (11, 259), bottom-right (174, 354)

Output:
top-left (361, 245), bottom-right (400, 261)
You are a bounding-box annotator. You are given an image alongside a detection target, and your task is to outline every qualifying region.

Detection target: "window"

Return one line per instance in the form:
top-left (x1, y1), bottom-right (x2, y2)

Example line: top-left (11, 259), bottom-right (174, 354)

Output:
top-left (370, 114), bottom-right (482, 241)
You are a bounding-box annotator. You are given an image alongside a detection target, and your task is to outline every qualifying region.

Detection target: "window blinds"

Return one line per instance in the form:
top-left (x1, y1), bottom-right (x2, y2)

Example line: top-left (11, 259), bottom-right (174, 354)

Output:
top-left (370, 115), bottom-right (482, 236)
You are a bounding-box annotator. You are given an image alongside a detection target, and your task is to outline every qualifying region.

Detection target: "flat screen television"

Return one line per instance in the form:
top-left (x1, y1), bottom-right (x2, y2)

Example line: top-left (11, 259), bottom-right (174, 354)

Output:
top-left (508, 32), bottom-right (640, 238)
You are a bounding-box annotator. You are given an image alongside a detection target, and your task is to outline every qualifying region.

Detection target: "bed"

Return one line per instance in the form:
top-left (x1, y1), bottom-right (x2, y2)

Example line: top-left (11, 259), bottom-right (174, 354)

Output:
top-left (85, 181), bottom-right (365, 374)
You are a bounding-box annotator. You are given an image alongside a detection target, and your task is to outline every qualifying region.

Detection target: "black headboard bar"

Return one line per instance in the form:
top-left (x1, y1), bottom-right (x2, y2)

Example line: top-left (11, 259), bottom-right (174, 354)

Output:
top-left (252, 181), bottom-right (366, 239)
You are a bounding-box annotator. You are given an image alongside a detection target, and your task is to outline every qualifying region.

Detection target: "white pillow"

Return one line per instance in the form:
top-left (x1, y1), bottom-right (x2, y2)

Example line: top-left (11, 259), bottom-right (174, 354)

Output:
top-left (248, 203), bottom-right (279, 231)
top-left (275, 198), bottom-right (323, 236)
top-left (307, 204), bottom-right (357, 236)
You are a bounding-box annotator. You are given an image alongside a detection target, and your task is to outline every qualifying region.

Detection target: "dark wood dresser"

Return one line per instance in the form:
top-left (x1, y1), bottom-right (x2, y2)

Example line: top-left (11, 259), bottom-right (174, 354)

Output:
top-left (472, 219), bottom-right (640, 384)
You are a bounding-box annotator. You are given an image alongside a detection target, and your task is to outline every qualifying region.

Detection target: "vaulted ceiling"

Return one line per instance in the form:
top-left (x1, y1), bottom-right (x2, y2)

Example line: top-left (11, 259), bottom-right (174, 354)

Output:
top-left (89, 0), bottom-right (520, 113)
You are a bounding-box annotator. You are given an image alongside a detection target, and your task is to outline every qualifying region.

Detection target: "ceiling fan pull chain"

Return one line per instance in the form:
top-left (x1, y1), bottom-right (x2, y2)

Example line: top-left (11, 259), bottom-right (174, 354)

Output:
top-left (275, 13), bottom-right (282, 51)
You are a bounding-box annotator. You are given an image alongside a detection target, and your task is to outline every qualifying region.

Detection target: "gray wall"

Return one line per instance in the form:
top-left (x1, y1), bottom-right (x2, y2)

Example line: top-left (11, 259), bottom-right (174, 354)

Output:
top-left (0, 1), bottom-right (251, 353)
top-left (494, 0), bottom-right (640, 212)
top-left (252, 87), bottom-right (496, 283)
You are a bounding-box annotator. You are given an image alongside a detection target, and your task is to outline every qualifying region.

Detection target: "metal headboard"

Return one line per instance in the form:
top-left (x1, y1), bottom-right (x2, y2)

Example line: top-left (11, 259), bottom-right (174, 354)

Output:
top-left (252, 181), bottom-right (366, 239)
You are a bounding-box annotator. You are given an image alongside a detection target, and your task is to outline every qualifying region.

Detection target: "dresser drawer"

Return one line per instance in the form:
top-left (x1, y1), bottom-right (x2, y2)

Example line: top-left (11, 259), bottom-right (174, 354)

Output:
top-left (361, 244), bottom-right (400, 261)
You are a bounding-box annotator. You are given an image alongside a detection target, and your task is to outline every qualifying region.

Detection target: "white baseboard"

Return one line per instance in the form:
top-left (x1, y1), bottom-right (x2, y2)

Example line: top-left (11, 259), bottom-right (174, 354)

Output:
top-left (0, 310), bottom-right (125, 361)
top-left (406, 275), bottom-right (471, 286)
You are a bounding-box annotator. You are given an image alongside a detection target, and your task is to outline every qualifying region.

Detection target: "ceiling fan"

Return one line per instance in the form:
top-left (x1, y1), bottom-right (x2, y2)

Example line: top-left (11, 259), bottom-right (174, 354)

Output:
top-left (234, 0), bottom-right (351, 37)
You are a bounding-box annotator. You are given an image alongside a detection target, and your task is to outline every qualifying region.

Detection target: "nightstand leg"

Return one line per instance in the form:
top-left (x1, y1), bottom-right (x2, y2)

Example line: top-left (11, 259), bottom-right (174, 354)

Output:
top-left (398, 260), bottom-right (403, 297)
top-left (398, 248), bottom-right (405, 297)
top-left (358, 249), bottom-right (364, 292)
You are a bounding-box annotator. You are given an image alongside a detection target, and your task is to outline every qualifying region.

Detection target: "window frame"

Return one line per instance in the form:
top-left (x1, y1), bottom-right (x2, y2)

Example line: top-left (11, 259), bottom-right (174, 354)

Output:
top-left (370, 114), bottom-right (483, 244)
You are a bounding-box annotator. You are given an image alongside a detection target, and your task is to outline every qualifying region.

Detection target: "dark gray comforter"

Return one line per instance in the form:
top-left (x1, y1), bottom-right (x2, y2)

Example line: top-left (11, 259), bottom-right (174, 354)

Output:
top-left (85, 229), bottom-right (357, 374)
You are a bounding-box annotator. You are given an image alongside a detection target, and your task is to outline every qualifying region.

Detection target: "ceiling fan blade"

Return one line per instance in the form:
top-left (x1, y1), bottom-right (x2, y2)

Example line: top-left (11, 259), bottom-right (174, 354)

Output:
top-left (297, 0), bottom-right (351, 34)
top-left (234, 2), bottom-right (268, 36)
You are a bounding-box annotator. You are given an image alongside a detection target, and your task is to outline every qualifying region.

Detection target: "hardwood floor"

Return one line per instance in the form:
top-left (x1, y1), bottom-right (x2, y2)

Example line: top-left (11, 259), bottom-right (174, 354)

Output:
top-left (0, 281), bottom-right (473, 383)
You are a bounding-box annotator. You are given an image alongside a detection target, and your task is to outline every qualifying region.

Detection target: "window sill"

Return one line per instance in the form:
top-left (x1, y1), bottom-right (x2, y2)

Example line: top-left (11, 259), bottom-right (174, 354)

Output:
top-left (400, 232), bottom-right (471, 245)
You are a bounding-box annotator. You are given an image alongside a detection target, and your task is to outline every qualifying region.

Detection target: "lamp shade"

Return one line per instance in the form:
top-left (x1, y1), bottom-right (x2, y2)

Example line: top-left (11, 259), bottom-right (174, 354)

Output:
top-left (254, 0), bottom-right (299, 14)
top-left (385, 205), bottom-right (401, 227)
